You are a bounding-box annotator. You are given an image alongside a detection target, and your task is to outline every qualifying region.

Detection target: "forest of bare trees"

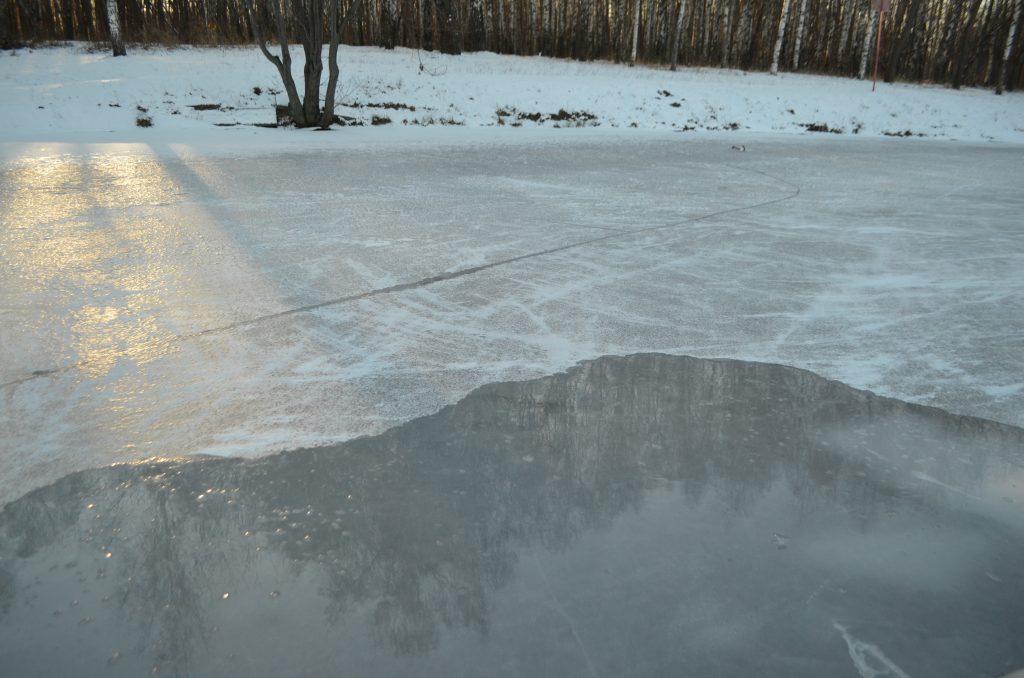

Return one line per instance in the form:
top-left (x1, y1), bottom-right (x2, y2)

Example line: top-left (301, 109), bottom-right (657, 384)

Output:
top-left (3, 0), bottom-right (1022, 91)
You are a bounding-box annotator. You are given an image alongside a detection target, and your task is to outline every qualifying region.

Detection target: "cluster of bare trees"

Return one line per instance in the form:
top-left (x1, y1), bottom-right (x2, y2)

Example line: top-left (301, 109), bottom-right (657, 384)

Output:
top-left (4, 0), bottom-right (1023, 91)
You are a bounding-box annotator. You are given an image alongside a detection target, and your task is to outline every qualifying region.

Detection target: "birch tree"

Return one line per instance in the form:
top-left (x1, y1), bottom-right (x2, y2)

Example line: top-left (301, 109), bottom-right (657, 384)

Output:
top-left (997, 0), bottom-right (1022, 93)
top-left (858, 8), bottom-right (877, 79)
top-left (770, 0), bottom-right (790, 74)
top-left (106, 0), bottom-right (126, 55)
top-left (837, 1), bottom-right (855, 65)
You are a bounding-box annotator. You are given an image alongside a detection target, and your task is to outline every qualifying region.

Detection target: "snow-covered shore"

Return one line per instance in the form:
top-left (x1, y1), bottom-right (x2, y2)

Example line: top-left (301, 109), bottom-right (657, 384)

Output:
top-left (3, 43), bottom-right (1024, 144)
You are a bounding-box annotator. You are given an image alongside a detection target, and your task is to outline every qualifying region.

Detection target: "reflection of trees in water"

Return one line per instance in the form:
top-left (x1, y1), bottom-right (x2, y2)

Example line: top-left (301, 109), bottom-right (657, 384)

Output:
top-left (115, 484), bottom-right (214, 672)
top-left (1, 354), bottom-right (1021, 669)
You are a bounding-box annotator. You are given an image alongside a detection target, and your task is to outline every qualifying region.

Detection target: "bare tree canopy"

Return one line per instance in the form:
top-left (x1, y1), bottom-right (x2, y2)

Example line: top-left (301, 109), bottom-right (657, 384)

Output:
top-left (4, 0), bottom-right (1023, 91)
top-left (242, 0), bottom-right (363, 126)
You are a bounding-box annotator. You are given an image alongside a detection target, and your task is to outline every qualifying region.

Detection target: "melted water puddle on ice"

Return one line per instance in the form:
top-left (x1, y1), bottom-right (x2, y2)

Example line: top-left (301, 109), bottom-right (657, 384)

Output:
top-left (1, 354), bottom-right (1022, 677)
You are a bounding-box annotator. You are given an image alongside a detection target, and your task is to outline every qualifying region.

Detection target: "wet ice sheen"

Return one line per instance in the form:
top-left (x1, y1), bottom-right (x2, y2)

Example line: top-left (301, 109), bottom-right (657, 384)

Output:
top-left (1, 354), bottom-right (1022, 677)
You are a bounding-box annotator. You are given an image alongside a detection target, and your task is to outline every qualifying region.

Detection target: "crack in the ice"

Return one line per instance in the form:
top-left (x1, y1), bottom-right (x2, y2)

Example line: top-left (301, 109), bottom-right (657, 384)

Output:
top-left (1, 162), bottom-right (799, 390)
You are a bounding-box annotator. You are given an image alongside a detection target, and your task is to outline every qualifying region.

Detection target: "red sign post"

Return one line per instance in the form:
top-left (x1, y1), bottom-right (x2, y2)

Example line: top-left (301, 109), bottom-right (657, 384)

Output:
top-left (871, 0), bottom-right (891, 91)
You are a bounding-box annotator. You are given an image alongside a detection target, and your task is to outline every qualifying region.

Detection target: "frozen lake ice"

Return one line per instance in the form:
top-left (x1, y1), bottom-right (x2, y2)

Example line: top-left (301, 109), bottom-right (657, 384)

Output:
top-left (1, 132), bottom-right (1023, 504)
top-left (1, 354), bottom-right (1022, 676)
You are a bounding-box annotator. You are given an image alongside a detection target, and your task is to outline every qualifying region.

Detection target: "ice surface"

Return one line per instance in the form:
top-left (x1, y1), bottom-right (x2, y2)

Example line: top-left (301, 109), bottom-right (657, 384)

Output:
top-left (1, 355), bottom-right (1022, 677)
top-left (2, 134), bottom-right (1023, 505)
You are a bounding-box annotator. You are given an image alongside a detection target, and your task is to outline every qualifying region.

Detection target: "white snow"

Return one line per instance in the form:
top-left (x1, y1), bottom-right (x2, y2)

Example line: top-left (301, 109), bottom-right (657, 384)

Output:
top-left (2, 43), bottom-right (1024, 143)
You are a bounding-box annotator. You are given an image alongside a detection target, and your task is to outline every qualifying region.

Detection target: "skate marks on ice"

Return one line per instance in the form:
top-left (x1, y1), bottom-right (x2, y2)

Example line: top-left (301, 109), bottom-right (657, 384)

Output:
top-left (0, 163), bottom-right (798, 390)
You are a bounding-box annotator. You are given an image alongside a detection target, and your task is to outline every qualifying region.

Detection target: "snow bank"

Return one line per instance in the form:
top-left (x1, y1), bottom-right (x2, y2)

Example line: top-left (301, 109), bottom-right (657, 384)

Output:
top-left (3, 43), bottom-right (1023, 144)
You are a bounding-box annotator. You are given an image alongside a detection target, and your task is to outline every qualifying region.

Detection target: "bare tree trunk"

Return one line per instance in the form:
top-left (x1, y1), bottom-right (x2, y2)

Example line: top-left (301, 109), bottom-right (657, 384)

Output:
top-left (106, 0), bottom-right (125, 55)
top-left (837, 0), bottom-right (854, 66)
top-left (701, 0), bottom-right (711, 61)
top-left (997, 0), bottom-right (1022, 93)
top-left (952, 0), bottom-right (980, 88)
top-left (981, 0), bottom-right (998, 84)
top-left (418, 0), bottom-right (425, 46)
top-left (629, 0), bottom-right (641, 63)
top-left (301, 0), bottom-right (324, 123)
top-left (934, 0), bottom-right (962, 81)
top-left (321, 0), bottom-right (341, 127)
top-left (586, 0), bottom-right (596, 58)
top-left (668, 0), bottom-right (686, 69)
top-left (643, 0), bottom-right (655, 58)
top-left (770, 0), bottom-right (790, 74)
top-left (859, 9), bottom-right (876, 79)
top-left (720, 1), bottom-right (731, 66)
top-left (791, 0), bottom-right (807, 69)
top-left (246, 0), bottom-right (304, 123)
top-left (532, 0), bottom-right (540, 51)
top-left (734, 0), bottom-right (749, 66)
top-left (201, 0), bottom-right (209, 41)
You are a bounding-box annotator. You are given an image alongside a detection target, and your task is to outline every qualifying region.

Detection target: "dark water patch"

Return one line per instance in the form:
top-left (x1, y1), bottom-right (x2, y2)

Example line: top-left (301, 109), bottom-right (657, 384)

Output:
top-left (0, 354), bottom-right (1021, 677)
